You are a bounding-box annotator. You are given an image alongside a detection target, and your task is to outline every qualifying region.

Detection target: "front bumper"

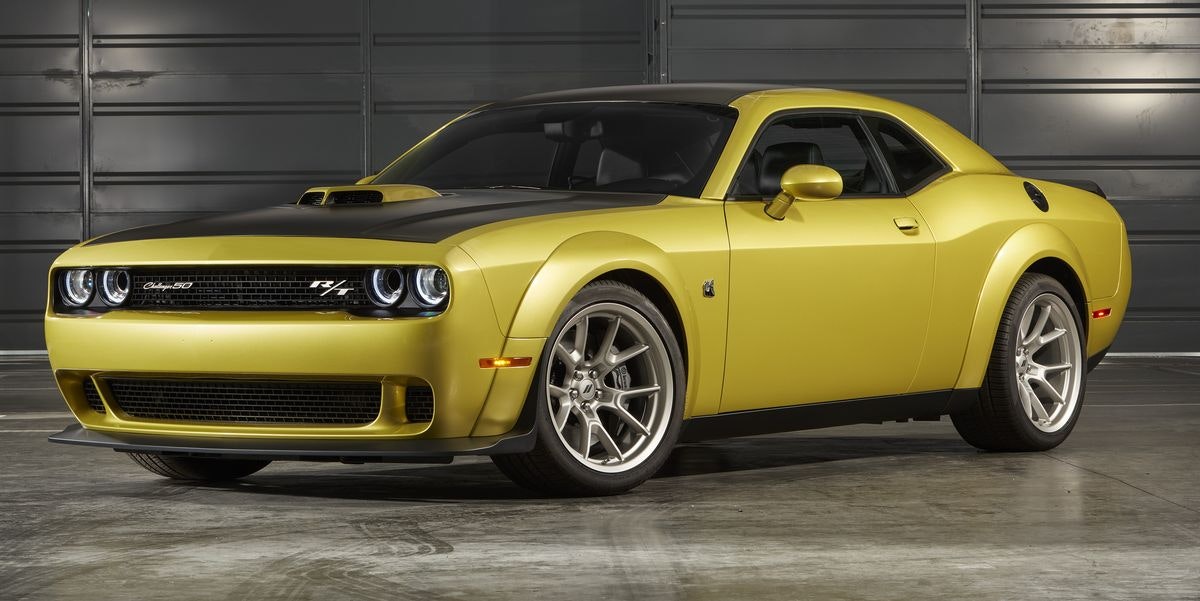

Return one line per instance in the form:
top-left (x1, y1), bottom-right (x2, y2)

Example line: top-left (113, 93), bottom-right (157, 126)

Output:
top-left (44, 236), bottom-right (546, 443)
top-left (48, 422), bottom-right (535, 462)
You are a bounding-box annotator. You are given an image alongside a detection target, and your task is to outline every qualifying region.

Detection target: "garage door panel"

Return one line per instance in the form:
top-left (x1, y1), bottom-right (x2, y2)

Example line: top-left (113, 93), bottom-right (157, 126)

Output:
top-left (1128, 244), bottom-right (1200, 310)
top-left (92, 1), bottom-right (361, 74)
top-left (90, 72), bottom-right (361, 216)
top-left (669, 48), bottom-right (971, 131)
top-left (0, 0), bottom-right (79, 73)
top-left (0, 214), bottom-right (80, 243)
top-left (980, 93), bottom-right (1200, 157)
top-left (93, 115), bottom-right (359, 175)
top-left (0, 248), bottom-right (60, 312)
top-left (0, 245), bottom-right (63, 351)
top-left (92, 178), bottom-right (353, 216)
top-left (980, 1), bottom-right (1200, 351)
top-left (669, 0), bottom-right (967, 49)
top-left (372, 0), bottom-right (643, 33)
top-left (1121, 242), bottom-right (1200, 352)
top-left (1115, 321), bottom-right (1200, 353)
top-left (93, 46), bottom-right (361, 76)
top-left (980, 4), bottom-right (1200, 48)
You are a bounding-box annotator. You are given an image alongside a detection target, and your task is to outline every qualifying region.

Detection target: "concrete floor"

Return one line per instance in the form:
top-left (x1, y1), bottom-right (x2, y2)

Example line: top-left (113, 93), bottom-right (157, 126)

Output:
top-left (0, 357), bottom-right (1197, 600)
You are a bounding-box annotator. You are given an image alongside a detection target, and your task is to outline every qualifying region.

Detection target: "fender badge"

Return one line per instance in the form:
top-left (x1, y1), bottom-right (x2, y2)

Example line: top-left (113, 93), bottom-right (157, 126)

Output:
top-left (702, 279), bottom-right (716, 298)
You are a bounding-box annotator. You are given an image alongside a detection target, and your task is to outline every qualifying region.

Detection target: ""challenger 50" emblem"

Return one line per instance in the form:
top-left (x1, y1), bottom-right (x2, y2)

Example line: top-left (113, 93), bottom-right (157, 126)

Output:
top-left (143, 282), bottom-right (193, 290)
top-left (310, 280), bottom-right (354, 297)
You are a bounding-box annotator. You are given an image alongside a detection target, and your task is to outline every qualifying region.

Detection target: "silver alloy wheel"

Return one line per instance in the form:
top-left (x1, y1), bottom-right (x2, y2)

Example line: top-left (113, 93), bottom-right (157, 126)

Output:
top-left (1014, 292), bottom-right (1084, 433)
top-left (546, 302), bottom-right (674, 473)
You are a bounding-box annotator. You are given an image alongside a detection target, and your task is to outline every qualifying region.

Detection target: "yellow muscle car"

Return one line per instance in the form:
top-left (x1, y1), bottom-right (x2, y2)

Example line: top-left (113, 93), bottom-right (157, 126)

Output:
top-left (45, 84), bottom-right (1130, 495)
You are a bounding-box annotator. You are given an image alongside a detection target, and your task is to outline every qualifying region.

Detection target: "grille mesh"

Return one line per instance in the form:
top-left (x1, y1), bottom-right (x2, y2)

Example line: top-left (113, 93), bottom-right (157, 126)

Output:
top-left (405, 386), bottom-right (434, 422)
top-left (82, 379), bottom-right (105, 414)
top-left (104, 378), bottom-right (381, 425)
top-left (127, 268), bottom-right (374, 310)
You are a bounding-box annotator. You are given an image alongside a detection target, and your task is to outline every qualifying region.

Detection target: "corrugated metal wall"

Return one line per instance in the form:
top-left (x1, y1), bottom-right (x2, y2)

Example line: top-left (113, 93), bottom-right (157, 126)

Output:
top-left (0, 0), bottom-right (647, 350)
top-left (977, 2), bottom-right (1200, 351)
top-left (2, 1), bottom-right (1195, 351)
top-left (659, 0), bottom-right (1200, 351)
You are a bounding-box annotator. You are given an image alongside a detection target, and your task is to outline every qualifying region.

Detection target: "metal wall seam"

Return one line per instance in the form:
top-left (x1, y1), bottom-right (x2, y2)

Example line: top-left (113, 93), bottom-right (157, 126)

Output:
top-left (80, 0), bottom-right (93, 240)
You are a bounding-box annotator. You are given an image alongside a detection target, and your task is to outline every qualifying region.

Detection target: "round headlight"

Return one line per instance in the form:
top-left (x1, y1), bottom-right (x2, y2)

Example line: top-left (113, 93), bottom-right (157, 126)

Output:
top-left (60, 269), bottom-right (95, 307)
top-left (366, 267), bottom-right (405, 307)
top-left (99, 269), bottom-right (131, 306)
top-left (412, 267), bottom-right (449, 308)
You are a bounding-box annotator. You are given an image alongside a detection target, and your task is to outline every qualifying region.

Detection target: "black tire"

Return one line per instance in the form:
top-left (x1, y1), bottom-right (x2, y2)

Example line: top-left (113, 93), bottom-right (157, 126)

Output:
top-left (492, 280), bottom-right (686, 496)
top-left (128, 453), bottom-right (271, 481)
top-left (952, 273), bottom-right (1087, 451)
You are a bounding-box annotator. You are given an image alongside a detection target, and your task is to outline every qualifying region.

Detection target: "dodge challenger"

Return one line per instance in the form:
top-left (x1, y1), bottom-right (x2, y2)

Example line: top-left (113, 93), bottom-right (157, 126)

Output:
top-left (45, 84), bottom-right (1131, 495)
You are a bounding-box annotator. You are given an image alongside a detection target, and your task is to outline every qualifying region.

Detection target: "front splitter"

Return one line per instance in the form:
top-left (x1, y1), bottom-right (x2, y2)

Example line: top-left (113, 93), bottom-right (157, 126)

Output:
top-left (48, 423), bottom-right (535, 463)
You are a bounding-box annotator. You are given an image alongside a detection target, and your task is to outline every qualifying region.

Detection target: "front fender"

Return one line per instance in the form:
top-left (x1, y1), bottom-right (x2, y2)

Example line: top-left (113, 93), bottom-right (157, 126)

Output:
top-left (955, 223), bottom-right (1090, 390)
top-left (508, 232), bottom-right (694, 338)
top-left (507, 232), bottom-right (702, 416)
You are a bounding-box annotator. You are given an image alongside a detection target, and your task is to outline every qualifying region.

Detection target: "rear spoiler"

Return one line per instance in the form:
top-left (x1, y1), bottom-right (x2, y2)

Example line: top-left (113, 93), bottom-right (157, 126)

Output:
top-left (1044, 179), bottom-right (1107, 200)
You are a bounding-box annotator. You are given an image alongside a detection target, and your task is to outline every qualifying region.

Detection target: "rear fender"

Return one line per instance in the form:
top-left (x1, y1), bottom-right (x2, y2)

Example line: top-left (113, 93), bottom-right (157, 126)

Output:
top-left (955, 223), bottom-right (1090, 389)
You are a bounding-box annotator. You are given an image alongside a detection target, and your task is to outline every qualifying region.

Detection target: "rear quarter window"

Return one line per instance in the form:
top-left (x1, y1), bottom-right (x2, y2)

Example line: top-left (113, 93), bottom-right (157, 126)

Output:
top-left (865, 117), bottom-right (946, 193)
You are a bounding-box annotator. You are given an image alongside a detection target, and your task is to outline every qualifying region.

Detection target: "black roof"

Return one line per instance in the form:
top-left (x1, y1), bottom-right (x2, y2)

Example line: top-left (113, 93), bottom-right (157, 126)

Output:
top-left (485, 83), bottom-right (777, 110)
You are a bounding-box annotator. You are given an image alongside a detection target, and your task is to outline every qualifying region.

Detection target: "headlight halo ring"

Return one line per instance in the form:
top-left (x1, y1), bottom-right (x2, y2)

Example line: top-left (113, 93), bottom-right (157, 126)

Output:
top-left (59, 269), bottom-right (96, 307)
top-left (98, 269), bottom-right (131, 306)
top-left (366, 267), bottom-right (406, 307)
top-left (412, 266), bottom-right (450, 308)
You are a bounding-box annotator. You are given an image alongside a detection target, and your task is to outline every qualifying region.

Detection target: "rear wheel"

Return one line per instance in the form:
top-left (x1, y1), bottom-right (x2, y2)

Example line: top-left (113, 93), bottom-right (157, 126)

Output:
top-left (952, 273), bottom-right (1086, 451)
top-left (128, 453), bottom-right (271, 481)
top-left (493, 280), bottom-right (684, 496)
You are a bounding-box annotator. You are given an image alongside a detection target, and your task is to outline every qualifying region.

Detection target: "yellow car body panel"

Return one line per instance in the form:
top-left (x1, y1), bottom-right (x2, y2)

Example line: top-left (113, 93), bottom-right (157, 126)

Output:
top-left (720, 196), bottom-right (934, 411)
top-left (43, 85), bottom-right (1130, 459)
top-left (450, 196), bottom-right (730, 419)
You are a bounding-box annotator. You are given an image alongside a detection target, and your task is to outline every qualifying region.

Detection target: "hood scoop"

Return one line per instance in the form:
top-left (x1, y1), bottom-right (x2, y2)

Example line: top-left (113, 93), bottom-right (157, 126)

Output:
top-left (297, 184), bottom-right (441, 206)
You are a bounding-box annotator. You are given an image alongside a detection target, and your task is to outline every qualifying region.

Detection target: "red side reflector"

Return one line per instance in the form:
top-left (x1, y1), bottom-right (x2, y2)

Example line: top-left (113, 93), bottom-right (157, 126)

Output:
top-left (479, 357), bottom-right (532, 369)
top-left (1091, 308), bottom-right (1111, 319)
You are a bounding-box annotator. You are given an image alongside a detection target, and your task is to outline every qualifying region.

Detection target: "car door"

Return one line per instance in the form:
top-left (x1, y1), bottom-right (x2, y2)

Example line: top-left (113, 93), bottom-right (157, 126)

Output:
top-left (720, 113), bottom-right (935, 412)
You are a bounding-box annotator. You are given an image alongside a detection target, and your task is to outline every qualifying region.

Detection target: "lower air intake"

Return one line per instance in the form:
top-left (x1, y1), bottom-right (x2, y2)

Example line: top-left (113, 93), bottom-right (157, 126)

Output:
top-left (83, 379), bottom-right (105, 414)
top-left (104, 378), bottom-right (381, 425)
top-left (405, 386), bottom-right (434, 422)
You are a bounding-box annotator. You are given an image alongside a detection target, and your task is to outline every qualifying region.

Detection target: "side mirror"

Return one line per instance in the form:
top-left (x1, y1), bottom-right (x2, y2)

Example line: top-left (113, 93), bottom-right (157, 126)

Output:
top-left (764, 165), bottom-right (843, 220)
top-left (355, 174), bottom-right (377, 185)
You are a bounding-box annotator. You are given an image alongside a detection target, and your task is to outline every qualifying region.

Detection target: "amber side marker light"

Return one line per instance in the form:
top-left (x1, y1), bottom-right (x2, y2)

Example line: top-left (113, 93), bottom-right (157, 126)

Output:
top-left (479, 357), bottom-right (533, 369)
top-left (1091, 308), bottom-right (1112, 319)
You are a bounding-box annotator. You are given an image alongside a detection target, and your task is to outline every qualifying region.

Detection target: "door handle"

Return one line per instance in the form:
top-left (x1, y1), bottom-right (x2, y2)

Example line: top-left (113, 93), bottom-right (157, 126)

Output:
top-left (893, 217), bottom-right (919, 232)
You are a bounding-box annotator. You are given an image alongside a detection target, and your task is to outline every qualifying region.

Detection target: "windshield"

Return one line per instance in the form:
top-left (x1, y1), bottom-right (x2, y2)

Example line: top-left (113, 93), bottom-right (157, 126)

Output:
top-left (373, 102), bottom-right (737, 197)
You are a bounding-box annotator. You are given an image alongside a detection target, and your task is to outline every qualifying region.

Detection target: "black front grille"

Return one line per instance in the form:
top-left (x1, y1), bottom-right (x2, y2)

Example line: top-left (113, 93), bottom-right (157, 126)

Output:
top-left (127, 267), bottom-right (375, 310)
top-left (327, 190), bottom-right (382, 204)
top-left (104, 378), bottom-right (381, 425)
top-left (405, 386), bottom-right (434, 422)
top-left (82, 379), bottom-right (105, 414)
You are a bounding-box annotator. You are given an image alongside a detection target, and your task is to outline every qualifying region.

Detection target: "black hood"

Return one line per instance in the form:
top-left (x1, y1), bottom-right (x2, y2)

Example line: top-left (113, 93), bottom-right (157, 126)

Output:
top-left (86, 189), bottom-right (666, 246)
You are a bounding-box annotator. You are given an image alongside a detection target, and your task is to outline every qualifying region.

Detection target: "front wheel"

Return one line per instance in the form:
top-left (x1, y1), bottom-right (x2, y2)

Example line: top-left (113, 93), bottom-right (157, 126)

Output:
top-left (493, 280), bottom-right (685, 496)
top-left (952, 273), bottom-right (1087, 451)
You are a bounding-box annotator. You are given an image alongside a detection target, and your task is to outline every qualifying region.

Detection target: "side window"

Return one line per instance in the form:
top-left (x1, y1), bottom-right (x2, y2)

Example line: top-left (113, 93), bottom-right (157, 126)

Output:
top-left (866, 117), bottom-right (945, 193)
top-left (730, 115), bottom-right (888, 199)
